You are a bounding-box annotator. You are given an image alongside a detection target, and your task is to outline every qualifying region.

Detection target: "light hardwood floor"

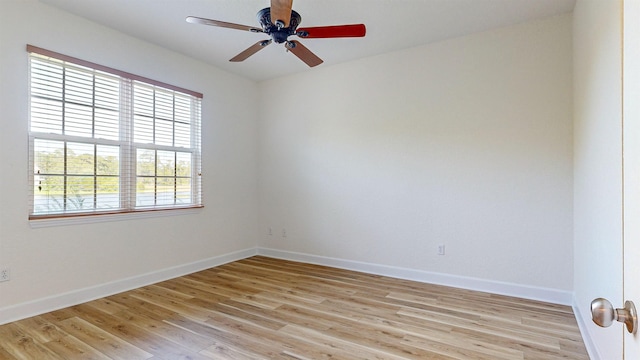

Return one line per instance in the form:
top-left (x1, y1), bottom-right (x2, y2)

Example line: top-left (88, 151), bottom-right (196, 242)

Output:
top-left (0, 256), bottom-right (589, 359)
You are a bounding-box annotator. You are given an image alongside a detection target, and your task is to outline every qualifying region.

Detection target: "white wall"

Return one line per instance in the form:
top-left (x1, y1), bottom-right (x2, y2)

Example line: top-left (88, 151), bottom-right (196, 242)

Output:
top-left (0, 0), bottom-right (580, 326)
top-left (0, 0), bottom-right (259, 323)
top-left (258, 15), bottom-right (574, 297)
top-left (572, 0), bottom-right (623, 358)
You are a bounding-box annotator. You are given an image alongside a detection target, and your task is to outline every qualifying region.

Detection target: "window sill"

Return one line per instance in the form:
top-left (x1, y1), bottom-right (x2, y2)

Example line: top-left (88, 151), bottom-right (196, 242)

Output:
top-left (29, 206), bottom-right (204, 228)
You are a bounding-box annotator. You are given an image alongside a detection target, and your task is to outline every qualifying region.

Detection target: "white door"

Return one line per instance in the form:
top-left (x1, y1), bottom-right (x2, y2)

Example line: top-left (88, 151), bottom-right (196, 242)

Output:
top-left (592, 1), bottom-right (640, 357)
top-left (624, 0), bottom-right (640, 358)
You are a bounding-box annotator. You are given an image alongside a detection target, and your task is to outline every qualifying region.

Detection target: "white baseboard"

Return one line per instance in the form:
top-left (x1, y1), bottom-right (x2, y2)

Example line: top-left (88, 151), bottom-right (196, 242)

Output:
top-left (0, 246), bottom-right (575, 326)
top-left (0, 248), bottom-right (258, 325)
top-left (573, 297), bottom-right (600, 360)
top-left (257, 247), bottom-right (574, 305)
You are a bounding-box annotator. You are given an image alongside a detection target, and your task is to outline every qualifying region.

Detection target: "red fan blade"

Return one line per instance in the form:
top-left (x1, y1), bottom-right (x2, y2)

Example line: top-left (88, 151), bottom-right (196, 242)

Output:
top-left (271, 0), bottom-right (293, 28)
top-left (285, 41), bottom-right (323, 67)
top-left (186, 16), bottom-right (262, 33)
top-left (297, 24), bottom-right (366, 39)
top-left (230, 40), bottom-right (272, 62)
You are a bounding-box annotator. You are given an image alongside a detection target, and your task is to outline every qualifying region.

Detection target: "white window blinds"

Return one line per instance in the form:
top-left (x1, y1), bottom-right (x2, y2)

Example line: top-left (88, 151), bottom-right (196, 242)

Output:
top-left (28, 45), bottom-right (203, 219)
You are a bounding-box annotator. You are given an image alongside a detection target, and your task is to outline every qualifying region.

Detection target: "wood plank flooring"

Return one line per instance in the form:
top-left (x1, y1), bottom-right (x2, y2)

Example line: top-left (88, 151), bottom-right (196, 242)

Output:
top-left (0, 256), bottom-right (589, 359)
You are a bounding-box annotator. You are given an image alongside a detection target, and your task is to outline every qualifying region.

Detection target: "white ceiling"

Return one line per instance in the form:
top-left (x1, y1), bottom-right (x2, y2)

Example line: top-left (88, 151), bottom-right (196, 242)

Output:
top-left (39, 0), bottom-right (576, 82)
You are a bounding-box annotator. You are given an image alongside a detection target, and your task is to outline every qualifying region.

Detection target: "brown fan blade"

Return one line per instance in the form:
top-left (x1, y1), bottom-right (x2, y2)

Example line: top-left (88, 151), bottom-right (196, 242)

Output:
top-left (270, 0), bottom-right (293, 28)
top-left (297, 24), bottom-right (366, 38)
top-left (230, 40), bottom-right (272, 62)
top-left (285, 40), bottom-right (323, 67)
top-left (186, 16), bottom-right (262, 33)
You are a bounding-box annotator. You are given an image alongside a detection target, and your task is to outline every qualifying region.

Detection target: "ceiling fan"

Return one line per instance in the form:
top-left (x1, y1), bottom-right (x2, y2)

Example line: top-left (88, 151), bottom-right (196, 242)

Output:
top-left (186, 0), bottom-right (366, 67)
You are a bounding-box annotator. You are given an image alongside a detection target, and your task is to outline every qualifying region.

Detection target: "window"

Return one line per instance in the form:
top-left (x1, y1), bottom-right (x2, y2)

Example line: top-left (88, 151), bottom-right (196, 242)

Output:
top-left (28, 45), bottom-right (202, 220)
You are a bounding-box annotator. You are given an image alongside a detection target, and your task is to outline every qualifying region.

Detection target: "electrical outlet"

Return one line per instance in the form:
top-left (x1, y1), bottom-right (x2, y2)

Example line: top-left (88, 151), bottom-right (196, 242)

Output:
top-left (0, 268), bottom-right (10, 282)
top-left (437, 245), bottom-right (445, 256)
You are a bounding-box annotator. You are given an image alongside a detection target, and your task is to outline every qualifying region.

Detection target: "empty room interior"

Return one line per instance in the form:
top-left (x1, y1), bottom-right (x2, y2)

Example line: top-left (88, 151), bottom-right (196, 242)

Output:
top-left (0, 0), bottom-right (634, 358)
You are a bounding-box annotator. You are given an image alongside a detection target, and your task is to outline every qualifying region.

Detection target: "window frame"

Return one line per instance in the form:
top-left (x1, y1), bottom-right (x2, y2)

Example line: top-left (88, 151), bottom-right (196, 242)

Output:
top-left (27, 45), bottom-right (203, 224)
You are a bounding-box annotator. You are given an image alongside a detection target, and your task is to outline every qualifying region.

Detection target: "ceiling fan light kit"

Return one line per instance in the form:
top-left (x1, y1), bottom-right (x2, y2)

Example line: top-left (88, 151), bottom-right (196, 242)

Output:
top-left (186, 0), bottom-right (366, 67)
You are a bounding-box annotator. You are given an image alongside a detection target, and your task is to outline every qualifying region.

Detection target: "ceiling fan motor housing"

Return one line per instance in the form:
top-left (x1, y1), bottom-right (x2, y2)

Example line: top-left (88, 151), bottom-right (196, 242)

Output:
top-left (257, 7), bottom-right (301, 43)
